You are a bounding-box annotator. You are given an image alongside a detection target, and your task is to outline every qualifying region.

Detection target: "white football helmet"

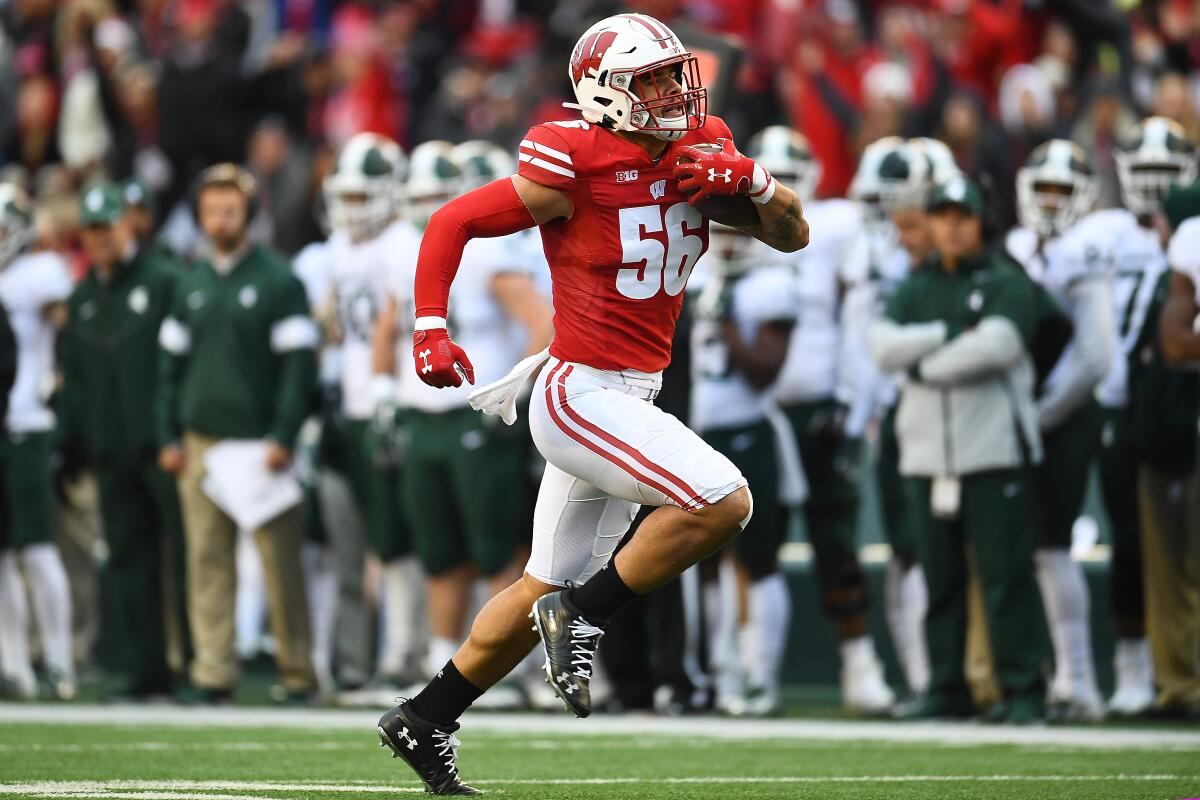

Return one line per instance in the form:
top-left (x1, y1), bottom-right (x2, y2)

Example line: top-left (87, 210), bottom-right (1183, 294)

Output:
top-left (746, 126), bottom-right (821, 203)
top-left (451, 140), bottom-right (516, 191)
top-left (324, 133), bottom-right (406, 242)
top-left (1016, 139), bottom-right (1098, 238)
top-left (907, 137), bottom-right (962, 186)
top-left (565, 13), bottom-right (706, 141)
top-left (406, 141), bottom-right (464, 226)
top-left (850, 137), bottom-right (930, 235)
top-left (0, 183), bottom-right (34, 267)
top-left (1116, 116), bottom-right (1199, 217)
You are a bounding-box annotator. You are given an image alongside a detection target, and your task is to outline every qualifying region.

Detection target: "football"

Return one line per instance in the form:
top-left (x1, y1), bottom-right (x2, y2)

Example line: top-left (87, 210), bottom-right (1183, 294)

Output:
top-left (676, 142), bottom-right (761, 228)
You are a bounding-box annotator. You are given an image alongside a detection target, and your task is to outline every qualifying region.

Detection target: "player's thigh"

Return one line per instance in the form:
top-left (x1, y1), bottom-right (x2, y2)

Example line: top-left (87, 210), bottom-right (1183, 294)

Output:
top-left (449, 413), bottom-right (525, 578)
top-left (402, 415), bottom-right (466, 574)
top-left (785, 401), bottom-right (859, 553)
top-left (530, 362), bottom-right (745, 511)
top-left (705, 421), bottom-right (781, 578)
top-left (3, 432), bottom-right (56, 548)
top-left (526, 461), bottom-right (639, 587)
top-left (1035, 401), bottom-right (1101, 548)
top-left (876, 407), bottom-right (916, 563)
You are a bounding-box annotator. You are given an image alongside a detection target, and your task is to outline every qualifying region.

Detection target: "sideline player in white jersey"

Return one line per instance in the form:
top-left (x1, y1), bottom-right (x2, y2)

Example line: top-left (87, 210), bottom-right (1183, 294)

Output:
top-left (0, 183), bottom-right (76, 700)
top-left (316, 133), bottom-right (427, 687)
top-left (848, 136), bottom-right (943, 701)
top-left (689, 224), bottom-right (796, 716)
top-left (759, 126), bottom-right (894, 713)
top-left (1006, 139), bottom-right (1116, 721)
top-left (373, 141), bottom-right (553, 685)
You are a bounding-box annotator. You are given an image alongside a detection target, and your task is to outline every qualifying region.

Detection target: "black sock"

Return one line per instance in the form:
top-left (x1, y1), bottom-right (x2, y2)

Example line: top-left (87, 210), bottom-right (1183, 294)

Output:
top-left (406, 660), bottom-right (483, 727)
top-left (566, 561), bottom-right (637, 624)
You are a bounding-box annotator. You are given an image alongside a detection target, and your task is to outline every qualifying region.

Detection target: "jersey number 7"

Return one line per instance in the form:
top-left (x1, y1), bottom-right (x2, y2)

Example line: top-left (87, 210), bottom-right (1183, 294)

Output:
top-left (617, 202), bottom-right (705, 300)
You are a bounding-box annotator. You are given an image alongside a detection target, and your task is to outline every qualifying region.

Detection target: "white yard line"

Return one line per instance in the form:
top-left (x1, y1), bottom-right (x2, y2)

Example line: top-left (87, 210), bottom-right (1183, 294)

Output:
top-left (0, 775), bottom-right (1197, 798)
top-left (2, 703), bottom-right (1198, 750)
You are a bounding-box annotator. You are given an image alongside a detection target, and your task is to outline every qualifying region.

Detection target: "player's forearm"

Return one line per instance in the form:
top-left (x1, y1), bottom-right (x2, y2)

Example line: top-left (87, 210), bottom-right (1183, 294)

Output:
top-left (740, 183), bottom-right (808, 253)
top-left (414, 178), bottom-right (538, 321)
top-left (724, 323), bottom-right (789, 389)
top-left (1160, 294), bottom-right (1200, 362)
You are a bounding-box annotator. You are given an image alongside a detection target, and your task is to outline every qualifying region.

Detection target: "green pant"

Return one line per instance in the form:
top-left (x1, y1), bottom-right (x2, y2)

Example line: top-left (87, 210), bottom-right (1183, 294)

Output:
top-left (905, 470), bottom-right (1048, 702)
top-left (783, 399), bottom-right (866, 630)
top-left (1098, 405), bottom-right (1144, 636)
top-left (877, 406), bottom-right (916, 565)
top-left (0, 431), bottom-right (56, 549)
top-left (94, 454), bottom-right (185, 692)
top-left (1035, 400), bottom-right (1102, 548)
top-left (403, 408), bottom-right (525, 577)
top-left (703, 419), bottom-right (782, 579)
top-left (335, 419), bottom-right (410, 562)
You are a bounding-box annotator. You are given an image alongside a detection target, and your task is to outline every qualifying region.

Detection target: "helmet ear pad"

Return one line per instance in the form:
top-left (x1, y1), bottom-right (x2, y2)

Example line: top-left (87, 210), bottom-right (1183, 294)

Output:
top-left (190, 163), bottom-right (260, 225)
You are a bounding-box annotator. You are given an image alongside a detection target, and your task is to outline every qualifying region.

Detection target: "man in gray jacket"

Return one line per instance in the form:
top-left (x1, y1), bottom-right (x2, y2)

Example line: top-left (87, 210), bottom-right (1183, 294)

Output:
top-left (868, 179), bottom-right (1049, 723)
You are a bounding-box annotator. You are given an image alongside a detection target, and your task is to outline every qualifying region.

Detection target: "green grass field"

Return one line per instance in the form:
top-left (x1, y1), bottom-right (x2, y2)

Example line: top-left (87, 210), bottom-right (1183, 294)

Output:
top-left (1, 705), bottom-right (1198, 800)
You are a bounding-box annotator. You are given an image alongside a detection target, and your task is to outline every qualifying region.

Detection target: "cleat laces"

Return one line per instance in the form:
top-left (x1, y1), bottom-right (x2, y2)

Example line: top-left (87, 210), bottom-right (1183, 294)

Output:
top-left (568, 619), bottom-right (604, 679)
top-left (432, 730), bottom-right (462, 777)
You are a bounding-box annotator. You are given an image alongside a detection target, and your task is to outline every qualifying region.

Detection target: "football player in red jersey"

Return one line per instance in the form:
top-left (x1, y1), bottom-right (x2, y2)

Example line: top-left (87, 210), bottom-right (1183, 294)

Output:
top-left (377, 13), bottom-right (808, 795)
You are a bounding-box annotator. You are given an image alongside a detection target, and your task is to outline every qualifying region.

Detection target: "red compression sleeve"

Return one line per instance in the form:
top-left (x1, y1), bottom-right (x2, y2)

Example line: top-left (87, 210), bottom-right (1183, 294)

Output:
top-left (414, 177), bottom-right (537, 319)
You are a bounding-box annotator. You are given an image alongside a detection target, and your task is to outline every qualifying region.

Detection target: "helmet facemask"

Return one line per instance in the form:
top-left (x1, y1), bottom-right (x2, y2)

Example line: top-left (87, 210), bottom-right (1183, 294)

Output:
top-left (323, 175), bottom-right (400, 243)
top-left (1016, 174), bottom-right (1097, 238)
top-left (709, 224), bottom-right (757, 276)
top-left (619, 56), bottom-right (707, 141)
top-left (1115, 154), bottom-right (1198, 217)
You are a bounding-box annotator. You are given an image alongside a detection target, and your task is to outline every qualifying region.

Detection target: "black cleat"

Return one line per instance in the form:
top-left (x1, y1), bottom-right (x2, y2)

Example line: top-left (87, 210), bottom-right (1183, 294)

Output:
top-left (530, 591), bottom-right (604, 718)
top-left (377, 702), bottom-right (481, 796)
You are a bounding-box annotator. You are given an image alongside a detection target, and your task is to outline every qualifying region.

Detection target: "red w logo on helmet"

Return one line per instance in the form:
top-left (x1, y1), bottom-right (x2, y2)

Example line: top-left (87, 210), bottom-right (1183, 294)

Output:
top-left (570, 29), bottom-right (618, 84)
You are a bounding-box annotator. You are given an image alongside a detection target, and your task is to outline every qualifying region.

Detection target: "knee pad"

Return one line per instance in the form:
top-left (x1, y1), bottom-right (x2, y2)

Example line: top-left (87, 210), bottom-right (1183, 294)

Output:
top-left (738, 487), bottom-right (754, 531)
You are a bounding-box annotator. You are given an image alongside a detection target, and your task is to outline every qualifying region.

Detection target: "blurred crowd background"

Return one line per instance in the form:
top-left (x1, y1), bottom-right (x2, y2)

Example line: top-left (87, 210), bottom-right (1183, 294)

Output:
top-left (3, 0), bottom-right (1200, 718)
top-left (6, 0), bottom-right (1200, 264)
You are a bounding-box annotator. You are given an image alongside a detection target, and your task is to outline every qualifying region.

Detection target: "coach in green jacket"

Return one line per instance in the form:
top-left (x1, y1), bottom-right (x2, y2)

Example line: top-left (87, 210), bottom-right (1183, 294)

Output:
top-left (60, 182), bottom-right (186, 698)
top-left (868, 179), bottom-right (1049, 723)
top-left (156, 164), bottom-right (318, 701)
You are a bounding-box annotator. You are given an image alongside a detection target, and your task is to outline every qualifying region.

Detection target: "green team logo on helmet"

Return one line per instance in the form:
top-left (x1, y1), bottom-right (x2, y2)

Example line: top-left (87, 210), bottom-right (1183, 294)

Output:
top-left (1116, 116), bottom-right (1199, 217)
top-left (451, 141), bottom-right (516, 191)
top-left (746, 125), bottom-right (820, 203)
top-left (324, 132), bottom-right (407, 243)
top-left (1016, 139), bottom-right (1097, 238)
top-left (0, 182), bottom-right (34, 266)
top-left (406, 141), bottom-right (464, 227)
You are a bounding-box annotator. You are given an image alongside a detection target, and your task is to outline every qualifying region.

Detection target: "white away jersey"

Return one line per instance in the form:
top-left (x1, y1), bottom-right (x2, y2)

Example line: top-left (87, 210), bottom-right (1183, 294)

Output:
top-left (1168, 216), bottom-right (1200, 303)
top-left (1091, 209), bottom-right (1166, 407)
top-left (0, 251), bottom-right (73, 432)
top-left (862, 232), bottom-right (913, 412)
top-left (394, 230), bottom-right (535, 412)
top-left (772, 199), bottom-right (870, 404)
top-left (1007, 212), bottom-right (1117, 404)
top-left (325, 221), bottom-right (421, 420)
top-left (690, 264), bottom-right (796, 432)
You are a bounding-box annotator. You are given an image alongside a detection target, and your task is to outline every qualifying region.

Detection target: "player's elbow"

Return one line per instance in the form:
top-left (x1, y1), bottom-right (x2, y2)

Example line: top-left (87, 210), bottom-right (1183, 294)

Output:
top-left (773, 218), bottom-right (809, 253)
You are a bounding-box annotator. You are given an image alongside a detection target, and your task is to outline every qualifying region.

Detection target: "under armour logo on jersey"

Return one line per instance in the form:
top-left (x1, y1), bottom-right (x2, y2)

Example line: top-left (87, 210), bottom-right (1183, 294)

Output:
top-left (397, 727), bottom-right (418, 750)
top-left (707, 168), bottom-right (732, 183)
top-left (556, 672), bottom-right (577, 694)
top-left (650, 179), bottom-right (666, 200)
top-left (418, 349), bottom-right (433, 374)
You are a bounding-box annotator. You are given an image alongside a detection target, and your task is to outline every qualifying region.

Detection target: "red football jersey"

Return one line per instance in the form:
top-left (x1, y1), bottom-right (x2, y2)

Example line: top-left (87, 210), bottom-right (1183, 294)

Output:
top-left (518, 115), bottom-right (735, 373)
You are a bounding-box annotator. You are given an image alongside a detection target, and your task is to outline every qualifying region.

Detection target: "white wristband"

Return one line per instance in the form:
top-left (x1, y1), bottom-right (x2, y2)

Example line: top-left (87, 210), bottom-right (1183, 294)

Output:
top-left (749, 164), bottom-right (776, 205)
top-left (414, 315), bottom-right (447, 331)
top-left (370, 373), bottom-right (398, 406)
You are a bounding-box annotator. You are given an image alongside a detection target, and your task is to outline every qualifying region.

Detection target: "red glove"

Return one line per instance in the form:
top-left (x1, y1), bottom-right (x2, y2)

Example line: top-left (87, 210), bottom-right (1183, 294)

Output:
top-left (413, 326), bottom-right (475, 388)
top-left (673, 138), bottom-right (774, 205)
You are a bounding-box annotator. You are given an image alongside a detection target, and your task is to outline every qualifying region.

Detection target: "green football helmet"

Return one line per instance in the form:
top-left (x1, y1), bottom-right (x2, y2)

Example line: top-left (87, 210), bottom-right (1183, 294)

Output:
top-left (1115, 116), bottom-right (1198, 217)
top-left (324, 132), bottom-right (406, 242)
top-left (451, 140), bottom-right (516, 191)
top-left (405, 141), bottom-right (465, 227)
top-left (745, 125), bottom-right (820, 203)
top-left (0, 183), bottom-right (34, 267)
top-left (1016, 139), bottom-right (1097, 237)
